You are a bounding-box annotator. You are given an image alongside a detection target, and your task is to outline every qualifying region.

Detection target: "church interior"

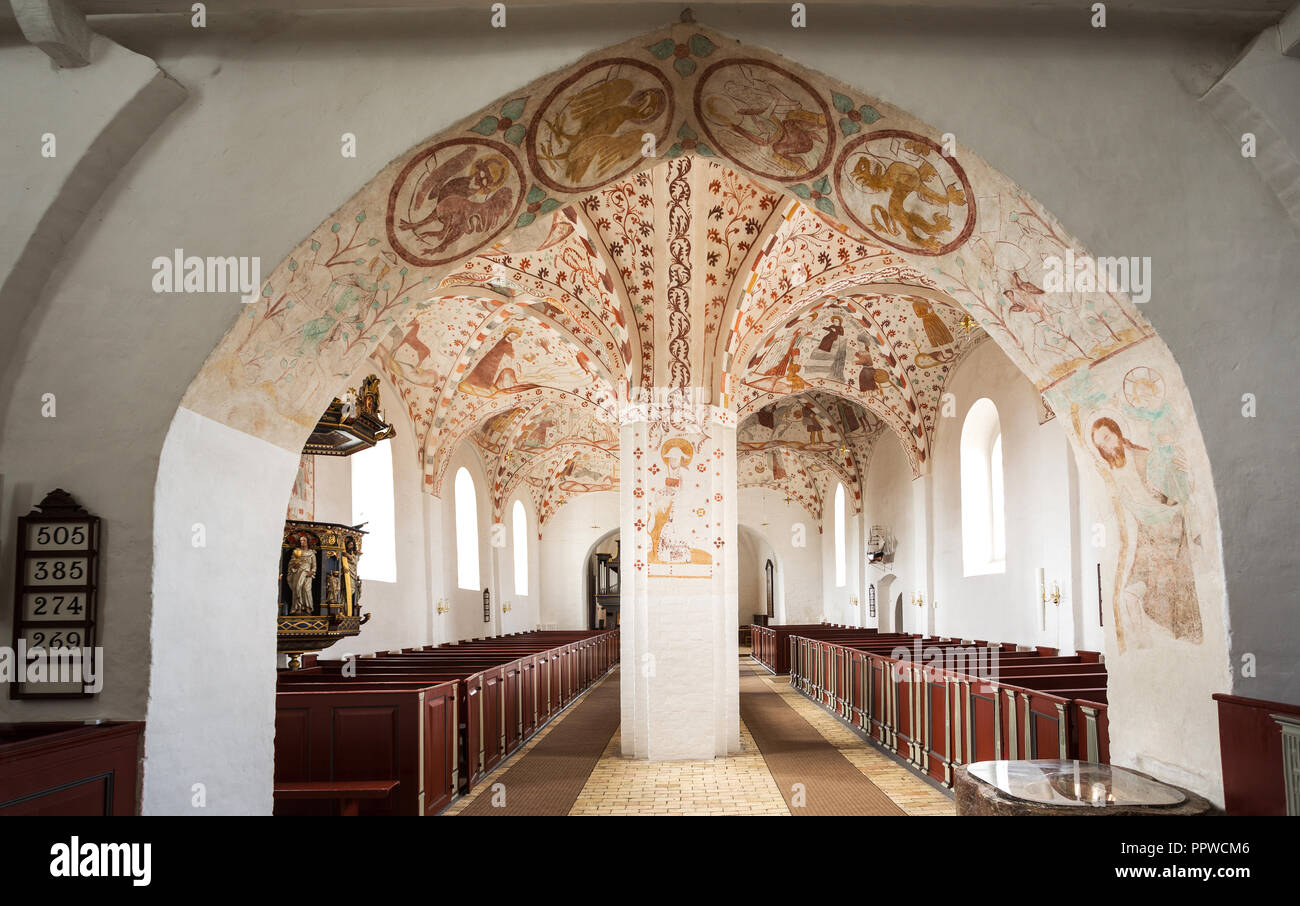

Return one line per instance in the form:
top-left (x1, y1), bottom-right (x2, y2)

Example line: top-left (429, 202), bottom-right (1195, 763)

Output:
top-left (1, 0), bottom-right (1298, 839)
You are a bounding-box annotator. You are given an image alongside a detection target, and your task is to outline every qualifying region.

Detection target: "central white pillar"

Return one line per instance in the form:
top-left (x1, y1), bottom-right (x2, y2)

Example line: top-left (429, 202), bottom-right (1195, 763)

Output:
top-left (619, 391), bottom-right (740, 760)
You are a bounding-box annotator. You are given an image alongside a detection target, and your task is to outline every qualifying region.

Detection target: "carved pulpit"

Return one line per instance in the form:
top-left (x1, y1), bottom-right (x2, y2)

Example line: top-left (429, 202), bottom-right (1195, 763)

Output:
top-left (278, 521), bottom-right (369, 668)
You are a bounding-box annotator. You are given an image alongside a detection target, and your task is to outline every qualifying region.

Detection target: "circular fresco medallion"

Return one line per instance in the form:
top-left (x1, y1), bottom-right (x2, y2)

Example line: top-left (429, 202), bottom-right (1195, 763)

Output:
top-left (386, 138), bottom-right (525, 268)
top-left (834, 129), bottom-right (976, 256)
top-left (1123, 366), bottom-right (1165, 411)
top-left (693, 58), bottom-right (834, 183)
top-left (527, 58), bottom-right (675, 194)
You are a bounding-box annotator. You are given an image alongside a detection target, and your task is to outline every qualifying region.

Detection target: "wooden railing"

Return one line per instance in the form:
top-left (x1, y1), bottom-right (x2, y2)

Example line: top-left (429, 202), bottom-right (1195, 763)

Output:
top-left (787, 632), bottom-right (1109, 789)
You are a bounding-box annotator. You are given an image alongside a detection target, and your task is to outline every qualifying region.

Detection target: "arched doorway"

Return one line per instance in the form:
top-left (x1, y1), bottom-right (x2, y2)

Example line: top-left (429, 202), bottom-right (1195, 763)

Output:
top-left (584, 530), bottom-right (621, 630)
top-left (150, 22), bottom-right (1230, 810)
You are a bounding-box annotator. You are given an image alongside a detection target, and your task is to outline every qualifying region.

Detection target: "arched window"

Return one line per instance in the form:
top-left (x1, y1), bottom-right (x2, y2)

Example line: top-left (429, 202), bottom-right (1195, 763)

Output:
top-left (990, 432), bottom-right (1005, 563)
top-left (512, 499), bottom-right (529, 597)
top-left (833, 483), bottom-right (847, 588)
top-left (961, 398), bottom-right (1007, 576)
top-left (765, 559), bottom-right (775, 618)
top-left (454, 467), bottom-right (480, 591)
top-left (351, 441), bottom-right (396, 582)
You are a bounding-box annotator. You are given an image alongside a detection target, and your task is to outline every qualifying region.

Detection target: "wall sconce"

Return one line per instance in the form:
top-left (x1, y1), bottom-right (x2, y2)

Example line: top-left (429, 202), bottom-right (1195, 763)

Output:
top-left (436, 598), bottom-right (450, 615)
top-left (911, 592), bottom-right (925, 608)
top-left (850, 595), bottom-right (859, 607)
top-left (503, 600), bottom-right (513, 613)
top-left (1038, 569), bottom-right (1059, 631)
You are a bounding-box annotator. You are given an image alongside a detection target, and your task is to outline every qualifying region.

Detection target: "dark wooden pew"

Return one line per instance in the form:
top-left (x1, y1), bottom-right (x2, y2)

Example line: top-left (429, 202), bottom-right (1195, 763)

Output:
top-left (275, 628), bottom-right (619, 815)
top-left (782, 628), bottom-right (1109, 790)
top-left (273, 779), bottom-right (400, 816)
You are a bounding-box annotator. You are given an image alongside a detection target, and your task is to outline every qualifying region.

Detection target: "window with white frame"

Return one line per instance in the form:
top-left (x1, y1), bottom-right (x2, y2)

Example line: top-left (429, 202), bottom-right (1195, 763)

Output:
top-left (454, 467), bottom-right (480, 591)
top-left (960, 398), bottom-right (1007, 576)
top-left (834, 482), bottom-right (847, 588)
top-left (512, 499), bottom-right (528, 597)
top-left (351, 441), bottom-right (397, 582)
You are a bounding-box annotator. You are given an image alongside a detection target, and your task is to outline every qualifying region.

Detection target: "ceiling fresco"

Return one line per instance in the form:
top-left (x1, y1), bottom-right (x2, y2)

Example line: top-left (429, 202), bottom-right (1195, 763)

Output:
top-left (179, 23), bottom-right (1224, 733)
top-left (736, 390), bottom-right (886, 524)
top-left (363, 157), bottom-right (985, 524)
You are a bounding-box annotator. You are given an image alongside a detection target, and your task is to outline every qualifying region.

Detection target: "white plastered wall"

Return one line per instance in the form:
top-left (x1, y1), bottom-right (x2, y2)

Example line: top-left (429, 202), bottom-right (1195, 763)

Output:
top-left (738, 488), bottom-right (823, 625)
top-left (537, 491), bottom-right (619, 630)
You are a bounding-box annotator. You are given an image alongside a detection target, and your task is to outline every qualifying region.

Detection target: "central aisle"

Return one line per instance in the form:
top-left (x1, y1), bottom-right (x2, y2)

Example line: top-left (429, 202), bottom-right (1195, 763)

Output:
top-left (445, 655), bottom-right (955, 816)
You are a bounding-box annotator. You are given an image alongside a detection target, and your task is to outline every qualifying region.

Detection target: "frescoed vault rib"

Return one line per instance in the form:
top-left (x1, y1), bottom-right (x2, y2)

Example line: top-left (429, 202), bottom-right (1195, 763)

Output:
top-left (438, 263), bottom-right (624, 378)
top-left (580, 176), bottom-right (656, 391)
top-left (176, 24), bottom-right (1220, 671)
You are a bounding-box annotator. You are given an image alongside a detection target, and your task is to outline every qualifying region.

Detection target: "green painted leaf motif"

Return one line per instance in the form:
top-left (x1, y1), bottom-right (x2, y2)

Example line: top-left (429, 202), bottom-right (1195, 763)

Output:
top-left (812, 175), bottom-right (831, 195)
top-left (539, 198), bottom-right (561, 214)
top-left (790, 183), bottom-right (812, 199)
top-left (303, 315), bottom-right (336, 344)
top-left (697, 143), bottom-right (715, 157)
top-left (368, 238), bottom-right (379, 246)
top-left (839, 118), bottom-right (860, 136)
top-left (331, 223), bottom-right (341, 233)
top-left (1008, 212), bottom-right (1019, 222)
top-left (288, 259), bottom-right (297, 271)
top-left (471, 116), bottom-right (499, 136)
top-left (356, 212), bottom-right (366, 223)
top-left (500, 97), bottom-right (527, 120)
top-left (503, 124), bottom-right (527, 146)
top-left (689, 34), bottom-right (716, 57)
top-left (677, 122), bottom-right (698, 140)
top-left (525, 185), bottom-right (547, 204)
top-left (815, 197), bottom-right (836, 215)
top-left (263, 283), bottom-right (272, 296)
top-left (831, 92), bottom-right (854, 115)
top-left (311, 240), bottom-right (320, 251)
top-left (674, 57), bottom-right (696, 78)
top-left (860, 105), bottom-right (882, 124)
top-left (664, 143), bottom-right (683, 159)
top-left (517, 211), bottom-right (537, 228)
top-left (647, 38), bottom-right (675, 59)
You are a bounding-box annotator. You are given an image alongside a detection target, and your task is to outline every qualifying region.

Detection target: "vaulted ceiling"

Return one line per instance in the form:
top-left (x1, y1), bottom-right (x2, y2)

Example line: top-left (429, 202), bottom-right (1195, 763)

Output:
top-left (368, 157), bottom-right (985, 524)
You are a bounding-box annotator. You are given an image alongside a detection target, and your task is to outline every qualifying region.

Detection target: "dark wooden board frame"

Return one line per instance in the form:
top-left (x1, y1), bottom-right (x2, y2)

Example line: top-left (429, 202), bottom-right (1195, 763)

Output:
top-left (9, 490), bottom-right (101, 700)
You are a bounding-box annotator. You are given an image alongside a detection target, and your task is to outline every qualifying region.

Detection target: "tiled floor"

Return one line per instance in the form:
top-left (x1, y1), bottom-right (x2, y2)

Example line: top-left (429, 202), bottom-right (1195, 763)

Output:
top-left (569, 720), bottom-right (790, 816)
top-left (447, 653), bottom-right (956, 816)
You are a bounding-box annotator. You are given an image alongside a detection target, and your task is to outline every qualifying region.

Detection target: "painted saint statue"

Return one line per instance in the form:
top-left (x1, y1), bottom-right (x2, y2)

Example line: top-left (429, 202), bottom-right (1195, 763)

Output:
top-left (286, 536), bottom-right (317, 616)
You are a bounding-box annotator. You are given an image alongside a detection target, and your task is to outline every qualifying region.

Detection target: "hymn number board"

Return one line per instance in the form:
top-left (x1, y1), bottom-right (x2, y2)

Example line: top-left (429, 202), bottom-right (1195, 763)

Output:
top-left (10, 489), bottom-right (100, 699)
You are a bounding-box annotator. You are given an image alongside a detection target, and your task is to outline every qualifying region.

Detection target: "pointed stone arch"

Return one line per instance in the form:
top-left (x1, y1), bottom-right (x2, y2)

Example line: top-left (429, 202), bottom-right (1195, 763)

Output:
top-left (153, 21), bottom-right (1230, 810)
